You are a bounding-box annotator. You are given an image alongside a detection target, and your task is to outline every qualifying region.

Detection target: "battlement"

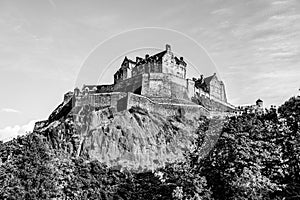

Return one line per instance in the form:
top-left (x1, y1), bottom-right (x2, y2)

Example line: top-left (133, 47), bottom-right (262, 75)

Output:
top-left (126, 92), bottom-right (209, 119)
top-left (73, 91), bottom-right (209, 119)
top-left (34, 44), bottom-right (235, 135)
top-left (70, 44), bottom-right (233, 118)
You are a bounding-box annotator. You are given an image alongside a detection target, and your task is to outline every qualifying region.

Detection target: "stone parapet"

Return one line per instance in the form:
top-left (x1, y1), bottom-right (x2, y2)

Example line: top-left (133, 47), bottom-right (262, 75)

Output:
top-left (126, 92), bottom-right (209, 119)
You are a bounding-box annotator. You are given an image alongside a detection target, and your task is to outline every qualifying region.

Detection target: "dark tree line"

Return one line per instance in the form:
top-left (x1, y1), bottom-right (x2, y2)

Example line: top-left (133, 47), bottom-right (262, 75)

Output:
top-left (0, 96), bottom-right (299, 199)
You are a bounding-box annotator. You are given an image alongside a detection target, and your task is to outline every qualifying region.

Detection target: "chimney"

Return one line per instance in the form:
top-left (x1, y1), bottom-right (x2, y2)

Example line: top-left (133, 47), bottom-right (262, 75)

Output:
top-left (136, 57), bottom-right (142, 63)
top-left (180, 57), bottom-right (183, 61)
top-left (166, 44), bottom-right (171, 52)
top-left (145, 54), bottom-right (149, 60)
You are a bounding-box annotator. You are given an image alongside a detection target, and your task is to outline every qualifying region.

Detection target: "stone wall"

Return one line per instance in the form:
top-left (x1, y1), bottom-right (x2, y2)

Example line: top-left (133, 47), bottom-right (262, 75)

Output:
top-left (113, 71), bottom-right (191, 102)
top-left (162, 52), bottom-right (186, 79)
top-left (75, 92), bottom-right (127, 110)
top-left (114, 74), bottom-right (143, 94)
top-left (126, 93), bottom-right (209, 119)
top-left (132, 62), bottom-right (163, 77)
top-left (209, 76), bottom-right (227, 102)
top-left (220, 83), bottom-right (227, 102)
top-left (97, 85), bottom-right (114, 93)
top-left (142, 73), bottom-right (189, 100)
top-left (187, 79), bottom-right (195, 99)
top-left (192, 93), bottom-right (235, 112)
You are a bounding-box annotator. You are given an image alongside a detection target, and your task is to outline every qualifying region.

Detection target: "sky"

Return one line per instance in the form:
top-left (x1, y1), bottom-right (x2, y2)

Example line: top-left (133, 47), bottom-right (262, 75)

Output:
top-left (0, 0), bottom-right (300, 141)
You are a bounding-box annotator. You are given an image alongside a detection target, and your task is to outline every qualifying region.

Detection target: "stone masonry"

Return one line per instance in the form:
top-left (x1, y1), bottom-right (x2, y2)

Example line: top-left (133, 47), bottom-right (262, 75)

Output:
top-left (71, 44), bottom-right (234, 118)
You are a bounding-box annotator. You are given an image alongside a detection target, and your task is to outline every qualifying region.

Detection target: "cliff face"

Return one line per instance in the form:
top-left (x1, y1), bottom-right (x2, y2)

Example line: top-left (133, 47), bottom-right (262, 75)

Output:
top-left (35, 105), bottom-right (202, 171)
top-left (84, 108), bottom-right (199, 171)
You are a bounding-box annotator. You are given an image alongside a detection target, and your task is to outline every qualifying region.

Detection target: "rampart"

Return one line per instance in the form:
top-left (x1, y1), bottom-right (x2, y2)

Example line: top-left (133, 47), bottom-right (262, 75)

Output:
top-left (192, 93), bottom-right (235, 112)
top-left (74, 92), bottom-right (127, 110)
top-left (113, 72), bottom-right (190, 102)
top-left (126, 93), bottom-right (209, 119)
top-left (142, 73), bottom-right (189, 100)
top-left (73, 91), bottom-right (209, 119)
top-left (114, 74), bottom-right (143, 94)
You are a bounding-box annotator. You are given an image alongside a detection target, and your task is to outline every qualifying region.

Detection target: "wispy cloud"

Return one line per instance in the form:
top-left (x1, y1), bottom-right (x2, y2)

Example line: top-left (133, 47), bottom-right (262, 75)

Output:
top-left (76, 14), bottom-right (119, 30)
top-left (271, 0), bottom-right (290, 6)
top-left (211, 8), bottom-right (232, 15)
top-left (1, 108), bottom-right (21, 113)
top-left (0, 120), bottom-right (36, 142)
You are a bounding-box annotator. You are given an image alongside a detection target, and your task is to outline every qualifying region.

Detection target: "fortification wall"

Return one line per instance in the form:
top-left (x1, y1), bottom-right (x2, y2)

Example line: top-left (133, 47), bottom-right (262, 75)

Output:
top-left (73, 72), bottom-right (232, 118)
top-left (187, 79), bottom-right (195, 99)
top-left (114, 74), bottom-right (143, 94)
top-left (75, 92), bottom-right (127, 109)
top-left (210, 111), bottom-right (235, 118)
top-left (192, 93), bottom-right (235, 112)
top-left (97, 85), bottom-right (114, 93)
top-left (162, 52), bottom-right (186, 79)
top-left (142, 73), bottom-right (189, 100)
top-left (210, 96), bottom-right (235, 110)
top-left (126, 93), bottom-right (209, 119)
top-left (208, 77), bottom-right (227, 102)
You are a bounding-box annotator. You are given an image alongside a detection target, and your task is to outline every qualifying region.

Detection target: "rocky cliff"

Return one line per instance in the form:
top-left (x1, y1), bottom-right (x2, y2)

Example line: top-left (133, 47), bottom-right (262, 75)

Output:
top-left (34, 101), bottom-right (211, 171)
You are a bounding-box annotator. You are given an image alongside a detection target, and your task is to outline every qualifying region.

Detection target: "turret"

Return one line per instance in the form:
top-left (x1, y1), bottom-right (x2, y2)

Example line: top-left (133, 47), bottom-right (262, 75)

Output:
top-left (166, 44), bottom-right (171, 52)
top-left (74, 87), bottom-right (80, 96)
top-left (256, 99), bottom-right (263, 108)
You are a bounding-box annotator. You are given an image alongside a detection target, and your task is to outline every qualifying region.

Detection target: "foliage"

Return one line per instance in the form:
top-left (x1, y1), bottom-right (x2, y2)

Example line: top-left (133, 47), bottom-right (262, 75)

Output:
top-left (194, 115), bottom-right (284, 199)
top-left (0, 96), bottom-right (299, 199)
top-left (276, 96), bottom-right (300, 198)
top-left (0, 134), bottom-right (57, 199)
top-left (187, 96), bottom-right (300, 200)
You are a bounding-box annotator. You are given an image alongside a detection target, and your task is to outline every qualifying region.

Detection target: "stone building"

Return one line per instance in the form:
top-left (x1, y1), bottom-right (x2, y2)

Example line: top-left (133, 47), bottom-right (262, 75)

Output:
top-left (81, 44), bottom-right (229, 105)
top-left (66, 44), bottom-right (236, 119)
top-left (235, 99), bottom-right (264, 115)
top-left (203, 73), bottom-right (227, 102)
top-left (34, 44), bottom-right (235, 130)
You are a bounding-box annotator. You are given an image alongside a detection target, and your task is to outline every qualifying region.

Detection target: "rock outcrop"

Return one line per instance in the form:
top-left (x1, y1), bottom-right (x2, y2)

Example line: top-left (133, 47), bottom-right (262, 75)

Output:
top-left (35, 105), bottom-right (205, 171)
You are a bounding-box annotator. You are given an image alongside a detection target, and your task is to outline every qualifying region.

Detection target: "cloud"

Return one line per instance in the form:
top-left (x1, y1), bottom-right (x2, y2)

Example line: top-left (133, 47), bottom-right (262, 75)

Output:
top-left (1, 108), bottom-right (21, 113)
top-left (0, 120), bottom-right (36, 142)
top-left (211, 8), bottom-right (231, 15)
top-left (253, 69), bottom-right (300, 79)
top-left (271, 0), bottom-right (289, 6)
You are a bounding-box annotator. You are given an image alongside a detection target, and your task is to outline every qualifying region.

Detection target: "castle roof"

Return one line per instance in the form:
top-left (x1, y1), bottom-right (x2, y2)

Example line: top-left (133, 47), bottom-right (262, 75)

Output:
top-left (129, 44), bottom-right (187, 67)
top-left (135, 50), bottom-right (167, 65)
top-left (204, 73), bottom-right (216, 85)
top-left (174, 56), bottom-right (187, 66)
top-left (151, 50), bottom-right (167, 60)
top-left (121, 57), bottom-right (136, 69)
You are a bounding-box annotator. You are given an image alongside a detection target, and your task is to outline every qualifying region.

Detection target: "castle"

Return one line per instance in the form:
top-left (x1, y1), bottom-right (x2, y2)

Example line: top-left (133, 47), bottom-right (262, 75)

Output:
top-left (79, 44), bottom-right (227, 104)
top-left (64, 44), bottom-right (234, 119)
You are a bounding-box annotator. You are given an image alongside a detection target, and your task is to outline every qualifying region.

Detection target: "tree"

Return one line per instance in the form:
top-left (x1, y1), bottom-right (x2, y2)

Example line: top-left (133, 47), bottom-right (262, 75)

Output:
top-left (190, 115), bottom-right (284, 200)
